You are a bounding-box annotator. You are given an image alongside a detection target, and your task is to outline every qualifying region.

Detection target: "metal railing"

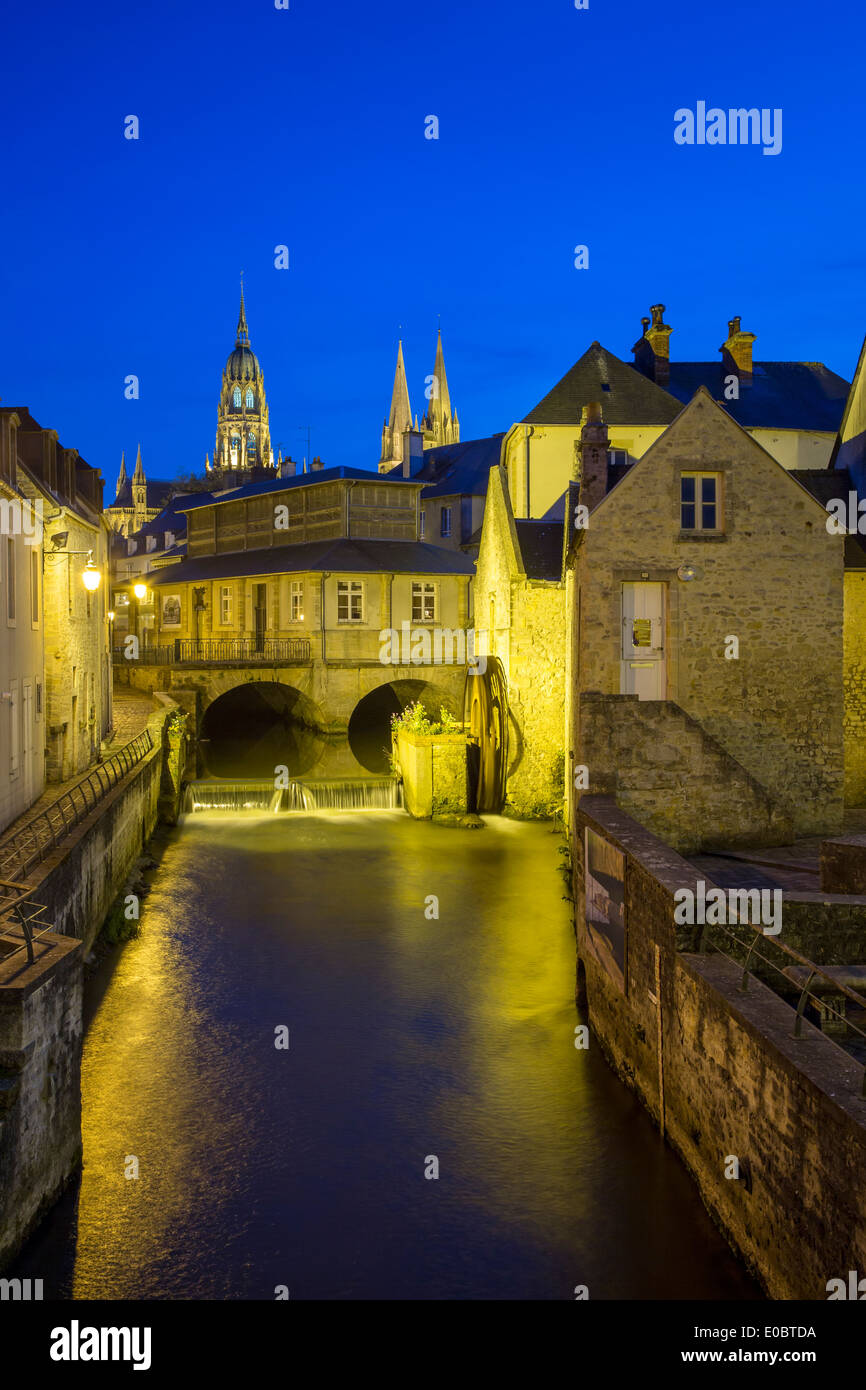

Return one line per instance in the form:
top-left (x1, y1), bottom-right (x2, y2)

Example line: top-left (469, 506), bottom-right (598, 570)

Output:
top-left (0, 729), bottom-right (154, 884)
top-left (0, 880), bottom-right (55, 969)
top-left (112, 638), bottom-right (312, 665)
top-left (695, 914), bottom-right (866, 1098)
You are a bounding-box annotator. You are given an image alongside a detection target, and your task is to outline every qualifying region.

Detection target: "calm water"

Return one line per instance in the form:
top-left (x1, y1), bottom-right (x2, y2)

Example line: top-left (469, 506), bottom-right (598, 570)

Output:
top-left (14, 812), bottom-right (760, 1300)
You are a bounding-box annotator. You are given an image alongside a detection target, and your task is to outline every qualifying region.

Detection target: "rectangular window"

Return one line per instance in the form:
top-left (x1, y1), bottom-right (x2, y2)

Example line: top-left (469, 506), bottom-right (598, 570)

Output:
top-left (291, 580), bottom-right (304, 622)
top-left (419, 509), bottom-right (426, 540)
top-left (6, 538), bottom-right (15, 622)
top-left (30, 548), bottom-right (38, 624)
top-left (440, 506), bottom-right (452, 538)
top-left (681, 473), bottom-right (722, 532)
top-left (337, 579), bottom-right (364, 622)
top-left (411, 581), bottom-right (438, 623)
top-left (220, 585), bottom-right (233, 625)
top-left (36, 681), bottom-right (42, 716)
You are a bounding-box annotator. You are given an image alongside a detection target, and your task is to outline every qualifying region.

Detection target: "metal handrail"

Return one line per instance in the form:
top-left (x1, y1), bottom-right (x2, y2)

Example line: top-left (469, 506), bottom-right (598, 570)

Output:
top-left (0, 729), bottom-right (154, 884)
top-left (112, 638), bottom-right (312, 665)
top-left (695, 913), bottom-right (866, 1098)
top-left (0, 880), bottom-right (55, 969)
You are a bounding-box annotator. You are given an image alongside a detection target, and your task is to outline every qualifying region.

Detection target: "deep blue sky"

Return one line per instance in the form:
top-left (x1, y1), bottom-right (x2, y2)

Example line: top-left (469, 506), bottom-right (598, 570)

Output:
top-left (2, 0), bottom-right (864, 492)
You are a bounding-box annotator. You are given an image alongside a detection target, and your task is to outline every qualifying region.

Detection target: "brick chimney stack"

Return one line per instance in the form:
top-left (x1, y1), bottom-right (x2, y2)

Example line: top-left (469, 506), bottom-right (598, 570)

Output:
top-left (577, 402), bottom-right (609, 514)
top-left (719, 315), bottom-right (756, 384)
top-left (631, 303), bottom-right (672, 387)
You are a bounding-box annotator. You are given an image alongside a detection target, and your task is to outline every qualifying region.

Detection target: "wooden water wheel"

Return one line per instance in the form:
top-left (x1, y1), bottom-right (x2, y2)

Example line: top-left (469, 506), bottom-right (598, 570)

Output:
top-left (463, 657), bottom-right (508, 813)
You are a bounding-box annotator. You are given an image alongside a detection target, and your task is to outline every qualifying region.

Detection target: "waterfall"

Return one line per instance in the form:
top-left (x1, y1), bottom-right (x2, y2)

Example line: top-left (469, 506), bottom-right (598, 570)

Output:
top-left (184, 778), bottom-right (404, 814)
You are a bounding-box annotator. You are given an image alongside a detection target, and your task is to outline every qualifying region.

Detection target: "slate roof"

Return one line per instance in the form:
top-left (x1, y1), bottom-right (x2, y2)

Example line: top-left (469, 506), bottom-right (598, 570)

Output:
top-left (664, 362), bottom-right (849, 431)
top-left (385, 435), bottom-right (504, 500)
top-left (146, 538), bottom-right (476, 586)
top-left (514, 521), bottom-right (564, 581)
top-left (522, 344), bottom-right (682, 427)
top-left (110, 478), bottom-right (175, 509)
top-left (177, 466), bottom-right (416, 512)
top-left (793, 466), bottom-right (866, 567)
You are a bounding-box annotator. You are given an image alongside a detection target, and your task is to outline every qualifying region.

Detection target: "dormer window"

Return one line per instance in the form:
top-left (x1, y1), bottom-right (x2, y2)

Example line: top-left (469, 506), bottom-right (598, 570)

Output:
top-left (233, 388), bottom-right (242, 408)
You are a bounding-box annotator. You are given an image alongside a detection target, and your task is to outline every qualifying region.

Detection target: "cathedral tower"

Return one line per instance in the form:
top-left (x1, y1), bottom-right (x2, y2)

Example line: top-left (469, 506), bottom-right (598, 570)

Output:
top-left (379, 340), bottom-right (414, 473)
top-left (211, 284), bottom-right (273, 473)
top-left (421, 328), bottom-right (459, 449)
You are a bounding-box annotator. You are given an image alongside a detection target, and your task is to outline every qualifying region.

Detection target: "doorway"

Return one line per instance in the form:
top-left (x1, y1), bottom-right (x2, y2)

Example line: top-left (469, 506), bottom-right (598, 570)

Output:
top-left (621, 582), bottom-right (666, 700)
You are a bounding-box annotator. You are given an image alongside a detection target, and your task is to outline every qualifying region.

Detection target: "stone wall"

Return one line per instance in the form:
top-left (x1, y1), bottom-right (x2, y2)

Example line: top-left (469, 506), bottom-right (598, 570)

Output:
top-left (573, 794), bottom-right (866, 1298)
top-left (579, 691), bottom-right (791, 852)
top-left (0, 934), bottom-right (83, 1271)
top-left (394, 728), bottom-right (470, 818)
top-left (844, 571), bottom-right (866, 806)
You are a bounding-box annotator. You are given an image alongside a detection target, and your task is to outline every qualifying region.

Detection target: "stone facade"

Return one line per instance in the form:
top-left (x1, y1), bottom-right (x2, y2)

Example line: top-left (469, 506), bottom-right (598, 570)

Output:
top-left (572, 390), bottom-right (845, 845)
top-left (473, 465), bottom-right (566, 817)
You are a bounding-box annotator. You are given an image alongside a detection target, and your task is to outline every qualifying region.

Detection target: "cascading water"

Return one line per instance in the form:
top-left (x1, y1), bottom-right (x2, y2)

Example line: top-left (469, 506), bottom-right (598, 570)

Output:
top-left (184, 778), bottom-right (403, 814)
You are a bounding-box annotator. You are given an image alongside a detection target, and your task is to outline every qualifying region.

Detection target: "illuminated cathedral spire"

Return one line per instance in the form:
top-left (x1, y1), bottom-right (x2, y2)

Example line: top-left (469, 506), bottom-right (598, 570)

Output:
top-left (211, 281), bottom-right (273, 473)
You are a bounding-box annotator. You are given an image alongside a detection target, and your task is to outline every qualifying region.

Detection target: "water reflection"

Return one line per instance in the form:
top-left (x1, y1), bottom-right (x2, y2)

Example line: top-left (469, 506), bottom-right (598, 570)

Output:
top-left (11, 816), bottom-right (761, 1300)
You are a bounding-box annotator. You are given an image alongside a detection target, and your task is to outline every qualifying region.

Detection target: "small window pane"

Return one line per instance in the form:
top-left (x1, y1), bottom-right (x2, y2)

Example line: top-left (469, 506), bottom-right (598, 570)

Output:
top-left (681, 477), bottom-right (696, 503)
top-left (681, 502), bottom-right (696, 529)
top-left (701, 502), bottom-right (717, 529)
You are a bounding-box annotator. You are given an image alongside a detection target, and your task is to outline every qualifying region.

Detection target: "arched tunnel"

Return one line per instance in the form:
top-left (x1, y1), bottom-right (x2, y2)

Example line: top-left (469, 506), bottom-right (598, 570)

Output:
top-left (348, 678), bottom-right (460, 774)
top-left (200, 682), bottom-right (325, 779)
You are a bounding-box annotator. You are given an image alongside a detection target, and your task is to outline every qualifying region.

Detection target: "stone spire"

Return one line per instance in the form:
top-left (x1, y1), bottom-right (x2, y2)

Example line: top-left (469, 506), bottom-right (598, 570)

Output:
top-left (379, 340), bottom-right (413, 473)
top-left (236, 276), bottom-right (249, 347)
top-left (131, 445), bottom-right (147, 531)
top-left (132, 444), bottom-right (145, 483)
top-left (421, 327), bottom-right (459, 448)
top-left (116, 451), bottom-right (127, 498)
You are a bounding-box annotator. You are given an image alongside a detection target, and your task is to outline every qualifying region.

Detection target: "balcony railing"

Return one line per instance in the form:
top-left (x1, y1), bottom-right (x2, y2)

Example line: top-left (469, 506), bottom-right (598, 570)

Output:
top-left (112, 638), bottom-right (312, 666)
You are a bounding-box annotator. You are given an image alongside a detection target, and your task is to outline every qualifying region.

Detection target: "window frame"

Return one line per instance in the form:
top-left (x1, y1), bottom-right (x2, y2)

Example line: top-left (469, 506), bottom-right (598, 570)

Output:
top-left (680, 471), bottom-right (723, 534)
top-left (290, 579), bottom-right (304, 623)
top-left (219, 584), bottom-right (233, 626)
top-left (440, 506), bottom-right (452, 539)
top-left (336, 579), bottom-right (365, 623)
top-left (411, 581), bottom-right (438, 623)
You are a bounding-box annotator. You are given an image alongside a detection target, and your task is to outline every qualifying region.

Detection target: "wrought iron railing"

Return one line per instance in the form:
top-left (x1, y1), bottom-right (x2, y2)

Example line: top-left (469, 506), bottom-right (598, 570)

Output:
top-left (695, 914), bottom-right (866, 1098)
top-left (112, 638), bottom-right (312, 665)
top-left (0, 729), bottom-right (154, 884)
top-left (0, 881), bottom-right (55, 969)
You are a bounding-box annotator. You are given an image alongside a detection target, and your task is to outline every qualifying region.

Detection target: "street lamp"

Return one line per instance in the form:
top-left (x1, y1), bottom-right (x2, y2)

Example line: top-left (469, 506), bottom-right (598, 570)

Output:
top-left (45, 543), bottom-right (102, 590)
top-left (133, 582), bottom-right (147, 600)
top-left (82, 556), bottom-right (101, 591)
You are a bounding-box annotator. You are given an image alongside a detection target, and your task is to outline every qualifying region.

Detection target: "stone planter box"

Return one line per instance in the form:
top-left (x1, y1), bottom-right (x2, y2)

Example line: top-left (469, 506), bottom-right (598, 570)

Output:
top-left (393, 728), bottom-right (471, 819)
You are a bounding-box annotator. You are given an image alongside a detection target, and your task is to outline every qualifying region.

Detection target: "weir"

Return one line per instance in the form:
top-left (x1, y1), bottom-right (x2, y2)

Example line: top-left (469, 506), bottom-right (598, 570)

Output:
top-left (183, 778), bottom-right (403, 814)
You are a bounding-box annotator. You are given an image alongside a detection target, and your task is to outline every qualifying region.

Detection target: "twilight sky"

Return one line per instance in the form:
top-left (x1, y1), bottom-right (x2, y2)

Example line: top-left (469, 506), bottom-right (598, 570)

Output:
top-left (2, 0), bottom-right (864, 487)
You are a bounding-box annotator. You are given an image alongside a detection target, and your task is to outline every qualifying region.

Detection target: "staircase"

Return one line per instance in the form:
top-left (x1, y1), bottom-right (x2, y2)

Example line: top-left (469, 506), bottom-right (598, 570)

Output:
top-left (579, 692), bottom-right (793, 853)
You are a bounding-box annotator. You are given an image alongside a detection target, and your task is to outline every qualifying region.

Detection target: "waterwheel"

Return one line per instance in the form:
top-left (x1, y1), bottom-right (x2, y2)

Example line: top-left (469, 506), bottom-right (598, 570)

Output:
top-left (463, 657), bottom-right (508, 813)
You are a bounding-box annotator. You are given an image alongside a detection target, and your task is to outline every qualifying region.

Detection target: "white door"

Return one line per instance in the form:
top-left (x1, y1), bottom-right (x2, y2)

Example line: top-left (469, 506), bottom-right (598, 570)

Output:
top-left (621, 582), bottom-right (666, 699)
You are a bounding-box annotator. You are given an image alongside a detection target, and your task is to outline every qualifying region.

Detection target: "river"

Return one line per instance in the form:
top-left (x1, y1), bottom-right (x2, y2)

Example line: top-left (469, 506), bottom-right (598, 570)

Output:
top-left (12, 809), bottom-right (760, 1300)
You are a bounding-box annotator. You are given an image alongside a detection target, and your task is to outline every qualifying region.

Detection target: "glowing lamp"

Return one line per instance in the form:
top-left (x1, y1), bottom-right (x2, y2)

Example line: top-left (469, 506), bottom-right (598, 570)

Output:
top-left (107, 610), bottom-right (115, 622)
top-left (133, 582), bottom-right (147, 600)
top-left (82, 561), bottom-right (101, 592)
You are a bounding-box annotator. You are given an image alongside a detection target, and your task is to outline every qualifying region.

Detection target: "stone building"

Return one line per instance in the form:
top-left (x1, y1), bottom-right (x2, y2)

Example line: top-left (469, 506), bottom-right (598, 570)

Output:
top-left (568, 390), bottom-right (845, 851)
top-left (383, 433), bottom-right (503, 555)
top-left (104, 447), bottom-right (173, 538)
top-left (208, 286), bottom-right (274, 477)
top-left (472, 464), bottom-right (565, 816)
top-left (0, 405), bottom-right (111, 809)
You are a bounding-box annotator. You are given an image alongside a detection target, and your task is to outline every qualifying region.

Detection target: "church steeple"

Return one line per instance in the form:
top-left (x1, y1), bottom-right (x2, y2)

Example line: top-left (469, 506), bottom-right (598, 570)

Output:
top-left (131, 445), bottom-right (147, 530)
top-left (421, 327), bottom-right (459, 448)
top-left (379, 340), bottom-right (413, 473)
top-left (116, 451), bottom-right (127, 499)
top-left (236, 277), bottom-right (250, 347)
top-left (213, 283), bottom-right (272, 473)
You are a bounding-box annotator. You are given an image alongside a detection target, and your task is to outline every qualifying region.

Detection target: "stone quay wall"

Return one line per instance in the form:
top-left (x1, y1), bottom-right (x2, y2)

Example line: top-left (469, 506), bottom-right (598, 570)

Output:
top-left (573, 794), bottom-right (866, 1298)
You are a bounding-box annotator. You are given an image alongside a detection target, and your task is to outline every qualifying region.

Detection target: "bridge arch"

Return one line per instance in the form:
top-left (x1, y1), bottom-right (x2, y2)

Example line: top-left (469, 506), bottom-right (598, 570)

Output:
top-left (199, 680), bottom-right (327, 779)
top-left (347, 676), bottom-right (461, 774)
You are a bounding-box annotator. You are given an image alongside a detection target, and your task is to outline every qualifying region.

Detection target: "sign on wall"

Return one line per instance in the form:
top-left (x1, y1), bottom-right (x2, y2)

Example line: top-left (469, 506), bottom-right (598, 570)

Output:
top-left (584, 827), bottom-right (627, 993)
top-left (161, 594), bottom-right (182, 628)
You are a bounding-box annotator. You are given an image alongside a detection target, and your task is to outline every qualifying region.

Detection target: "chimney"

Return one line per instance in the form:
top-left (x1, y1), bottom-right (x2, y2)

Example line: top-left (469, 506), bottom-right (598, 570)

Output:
top-left (719, 315), bottom-right (755, 385)
top-left (577, 402), bottom-right (609, 514)
top-left (310, 456), bottom-right (324, 472)
top-left (280, 456), bottom-right (297, 477)
top-left (401, 428), bottom-right (424, 478)
top-left (632, 304), bottom-right (671, 387)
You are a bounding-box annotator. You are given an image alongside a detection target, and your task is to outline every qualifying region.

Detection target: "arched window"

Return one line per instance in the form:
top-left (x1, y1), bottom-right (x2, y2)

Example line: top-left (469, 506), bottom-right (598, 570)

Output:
top-left (245, 389), bottom-right (254, 410)
top-left (233, 388), bottom-right (242, 408)
top-left (231, 436), bottom-right (240, 453)
top-left (247, 433), bottom-right (257, 455)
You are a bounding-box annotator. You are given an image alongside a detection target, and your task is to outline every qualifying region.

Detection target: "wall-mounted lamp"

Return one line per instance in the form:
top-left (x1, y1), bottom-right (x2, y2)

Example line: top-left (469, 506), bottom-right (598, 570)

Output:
top-left (45, 542), bottom-right (101, 590)
top-left (133, 582), bottom-right (147, 601)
